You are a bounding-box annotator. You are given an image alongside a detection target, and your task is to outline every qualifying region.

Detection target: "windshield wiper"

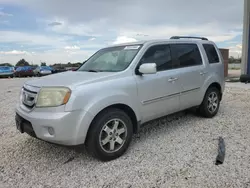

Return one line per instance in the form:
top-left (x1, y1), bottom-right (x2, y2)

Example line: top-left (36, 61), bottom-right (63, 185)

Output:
top-left (85, 69), bottom-right (100, 72)
top-left (81, 69), bottom-right (109, 72)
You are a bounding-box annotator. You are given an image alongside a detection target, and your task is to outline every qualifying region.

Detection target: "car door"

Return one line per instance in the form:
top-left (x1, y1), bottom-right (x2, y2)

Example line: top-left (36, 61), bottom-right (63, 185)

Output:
top-left (170, 43), bottom-right (207, 110)
top-left (134, 44), bottom-right (181, 123)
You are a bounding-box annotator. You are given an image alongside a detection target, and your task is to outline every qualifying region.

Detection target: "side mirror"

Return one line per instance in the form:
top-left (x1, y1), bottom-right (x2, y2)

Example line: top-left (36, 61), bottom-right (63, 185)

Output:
top-left (138, 63), bottom-right (157, 75)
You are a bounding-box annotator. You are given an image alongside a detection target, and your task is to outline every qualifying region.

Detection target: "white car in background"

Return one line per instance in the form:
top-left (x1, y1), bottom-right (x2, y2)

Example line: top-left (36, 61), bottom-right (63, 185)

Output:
top-left (33, 66), bottom-right (53, 77)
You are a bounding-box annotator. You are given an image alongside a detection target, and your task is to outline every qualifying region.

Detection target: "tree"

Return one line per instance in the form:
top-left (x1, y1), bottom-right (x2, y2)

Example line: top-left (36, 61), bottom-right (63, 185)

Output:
top-left (0, 63), bottom-right (13, 67)
top-left (41, 62), bottom-right (47, 66)
top-left (229, 56), bottom-right (241, 64)
top-left (16, 59), bottom-right (30, 67)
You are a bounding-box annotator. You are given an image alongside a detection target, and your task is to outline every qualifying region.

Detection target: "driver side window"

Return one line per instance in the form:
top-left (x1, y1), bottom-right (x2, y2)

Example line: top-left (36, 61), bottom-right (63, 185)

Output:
top-left (140, 44), bottom-right (173, 71)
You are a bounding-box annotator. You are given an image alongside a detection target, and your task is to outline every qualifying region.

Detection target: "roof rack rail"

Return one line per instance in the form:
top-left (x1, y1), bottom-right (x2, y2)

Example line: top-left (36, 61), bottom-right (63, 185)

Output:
top-left (170, 36), bottom-right (208, 40)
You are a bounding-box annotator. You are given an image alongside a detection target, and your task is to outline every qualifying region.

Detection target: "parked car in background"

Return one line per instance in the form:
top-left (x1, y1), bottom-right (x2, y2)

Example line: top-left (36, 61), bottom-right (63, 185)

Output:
top-left (51, 67), bottom-right (67, 74)
top-left (14, 66), bottom-right (35, 77)
top-left (33, 66), bottom-right (53, 77)
top-left (0, 66), bottom-right (14, 78)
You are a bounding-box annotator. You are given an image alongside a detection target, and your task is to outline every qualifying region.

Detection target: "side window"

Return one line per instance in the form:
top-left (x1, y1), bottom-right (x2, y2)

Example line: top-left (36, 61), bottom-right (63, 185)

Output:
top-left (170, 44), bottom-right (202, 68)
top-left (203, 44), bottom-right (220, 64)
top-left (140, 44), bottom-right (172, 71)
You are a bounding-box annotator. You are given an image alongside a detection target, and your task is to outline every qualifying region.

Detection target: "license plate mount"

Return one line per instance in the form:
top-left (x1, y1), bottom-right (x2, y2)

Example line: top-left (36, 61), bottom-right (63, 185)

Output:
top-left (15, 114), bottom-right (24, 133)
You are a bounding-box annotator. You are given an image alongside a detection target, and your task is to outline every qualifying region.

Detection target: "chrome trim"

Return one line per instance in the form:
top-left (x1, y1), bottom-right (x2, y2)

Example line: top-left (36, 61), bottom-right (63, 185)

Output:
top-left (23, 84), bottom-right (40, 93)
top-left (22, 90), bottom-right (37, 107)
top-left (21, 84), bottom-right (40, 110)
top-left (180, 87), bottom-right (200, 94)
top-left (142, 87), bottom-right (200, 105)
top-left (142, 92), bottom-right (180, 105)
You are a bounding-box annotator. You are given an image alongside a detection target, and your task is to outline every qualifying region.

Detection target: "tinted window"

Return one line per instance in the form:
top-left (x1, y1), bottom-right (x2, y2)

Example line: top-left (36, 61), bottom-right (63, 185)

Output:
top-left (16, 67), bottom-right (23, 71)
top-left (140, 45), bottom-right (172, 71)
top-left (170, 44), bottom-right (202, 68)
top-left (203, 44), bottom-right (220, 63)
top-left (0, 66), bottom-right (11, 70)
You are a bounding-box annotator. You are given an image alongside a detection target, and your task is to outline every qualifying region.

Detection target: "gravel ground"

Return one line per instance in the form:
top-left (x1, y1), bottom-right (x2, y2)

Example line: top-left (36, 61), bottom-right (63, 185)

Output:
top-left (1, 78), bottom-right (250, 188)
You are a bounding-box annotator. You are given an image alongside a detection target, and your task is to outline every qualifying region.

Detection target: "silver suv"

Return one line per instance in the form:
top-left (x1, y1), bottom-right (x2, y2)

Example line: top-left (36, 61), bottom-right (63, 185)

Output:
top-left (15, 36), bottom-right (225, 161)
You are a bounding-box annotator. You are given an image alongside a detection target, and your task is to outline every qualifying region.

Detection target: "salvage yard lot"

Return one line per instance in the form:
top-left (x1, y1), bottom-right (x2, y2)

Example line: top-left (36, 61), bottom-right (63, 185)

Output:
top-left (0, 78), bottom-right (250, 188)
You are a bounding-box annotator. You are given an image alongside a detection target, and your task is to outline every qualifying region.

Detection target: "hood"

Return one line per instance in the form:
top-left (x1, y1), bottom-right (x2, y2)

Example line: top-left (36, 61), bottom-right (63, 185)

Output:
top-left (25, 71), bottom-right (117, 88)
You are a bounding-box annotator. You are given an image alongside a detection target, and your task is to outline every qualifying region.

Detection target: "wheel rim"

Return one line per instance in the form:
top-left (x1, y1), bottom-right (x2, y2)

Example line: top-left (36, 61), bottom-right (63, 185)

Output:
top-left (207, 92), bottom-right (219, 113)
top-left (99, 118), bottom-right (127, 153)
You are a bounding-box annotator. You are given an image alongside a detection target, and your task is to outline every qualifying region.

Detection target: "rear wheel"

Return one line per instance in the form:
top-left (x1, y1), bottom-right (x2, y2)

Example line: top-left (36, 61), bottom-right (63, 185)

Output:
top-left (198, 87), bottom-right (220, 118)
top-left (86, 108), bottom-right (133, 161)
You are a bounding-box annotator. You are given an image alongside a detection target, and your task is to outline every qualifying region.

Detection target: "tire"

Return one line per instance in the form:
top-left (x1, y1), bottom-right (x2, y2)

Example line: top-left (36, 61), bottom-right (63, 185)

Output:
top-left (86, 108), bottom-right (133, 161)
top-left (240, 74), bottom-right (250, 83)
top-left (198, 87), bottom-right (220, 118)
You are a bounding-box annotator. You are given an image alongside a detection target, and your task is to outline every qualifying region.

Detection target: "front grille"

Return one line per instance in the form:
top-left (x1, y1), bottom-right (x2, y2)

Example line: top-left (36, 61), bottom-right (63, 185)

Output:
top-left (22, 85), bottom-right (38, 109)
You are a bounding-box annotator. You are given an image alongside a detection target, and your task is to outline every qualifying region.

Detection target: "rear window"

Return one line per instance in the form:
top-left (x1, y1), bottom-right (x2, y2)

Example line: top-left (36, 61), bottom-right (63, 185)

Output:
top-left (41, 66), bottom-right (52, 70)
top-left (170, 43), bottom-right (202, 68)
top-left (203, 44), bottom-right (220, 64)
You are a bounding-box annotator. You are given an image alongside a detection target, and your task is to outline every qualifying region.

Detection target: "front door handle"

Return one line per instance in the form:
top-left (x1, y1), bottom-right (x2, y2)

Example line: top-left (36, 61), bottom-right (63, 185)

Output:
top-left (168, 77), bottom-right (178, 82)
top-left (200, 71), bottom-right (208, 75)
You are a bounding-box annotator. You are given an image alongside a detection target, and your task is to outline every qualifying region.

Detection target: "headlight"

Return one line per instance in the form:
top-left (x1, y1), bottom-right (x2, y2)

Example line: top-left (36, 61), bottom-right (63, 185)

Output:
top-left (36, 87), bottom-right (71, 107)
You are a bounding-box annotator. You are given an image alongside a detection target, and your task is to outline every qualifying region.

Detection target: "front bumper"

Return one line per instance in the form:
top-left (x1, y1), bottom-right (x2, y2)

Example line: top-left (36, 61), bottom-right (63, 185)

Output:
top-left (15, 104), bottom-right (94, 146)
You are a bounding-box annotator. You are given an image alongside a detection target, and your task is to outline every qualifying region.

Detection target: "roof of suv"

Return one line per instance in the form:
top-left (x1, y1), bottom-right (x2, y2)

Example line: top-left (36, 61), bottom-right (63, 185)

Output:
top-left (109, 37), bottom-right (215, 48)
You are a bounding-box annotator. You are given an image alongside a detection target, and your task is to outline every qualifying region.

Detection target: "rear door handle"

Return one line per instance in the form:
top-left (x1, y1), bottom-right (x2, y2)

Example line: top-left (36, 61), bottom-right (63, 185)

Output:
top-left (168, 77), bottom-right (178, 82)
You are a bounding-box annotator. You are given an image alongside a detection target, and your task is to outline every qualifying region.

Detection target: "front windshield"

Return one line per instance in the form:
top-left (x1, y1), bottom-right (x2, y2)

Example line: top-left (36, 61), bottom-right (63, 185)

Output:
top-left (78, 45), bottom-right (142, 72)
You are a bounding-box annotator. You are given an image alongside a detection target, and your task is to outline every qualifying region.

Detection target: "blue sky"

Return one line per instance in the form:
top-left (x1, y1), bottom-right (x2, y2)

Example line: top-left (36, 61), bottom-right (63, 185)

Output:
top-left (0, 0), bottom-right (244, 65)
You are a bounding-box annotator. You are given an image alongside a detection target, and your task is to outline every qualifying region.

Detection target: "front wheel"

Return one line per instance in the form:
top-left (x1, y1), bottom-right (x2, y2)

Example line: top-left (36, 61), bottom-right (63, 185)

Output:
top-left (86, 108), bottom-right (133, 161)
top-left (198, 87), bottom-right (221, 118)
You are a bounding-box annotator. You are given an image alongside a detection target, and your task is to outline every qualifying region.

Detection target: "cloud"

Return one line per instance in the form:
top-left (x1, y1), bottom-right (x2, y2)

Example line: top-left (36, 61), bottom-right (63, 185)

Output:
top-left (0, 0), bottom-right (244, 64)
top-left (89, 37), bottom-right (96, 41)
top-left (0, 50), bottom-right (28, 55)
top-left (113, 36), bottom-right (137, 44)
top-left (118, 23), bottom-right (242, 42)
top-left (45, 18), bottom-right (109, 37)
top-left (17, 0), bottom-right (242, 30)
top-left (0, 49), bottom-right (95, 65)
top-left (15, 0), bottom-right (242, 40)
top-left (48, 21), bottom-right (62, 26)
top-left (0, 11), bottom-right (13, 17)
top-left (64, 45), bottom-right (80, 50)
top-left (0, 20), bottom-right (9, 25)
top-left (0, 30), bottom-right (71, 47)
top-left (227, 44), bottom-right (242, 57)
top-left (236, 44), bottom-right (242, 49)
